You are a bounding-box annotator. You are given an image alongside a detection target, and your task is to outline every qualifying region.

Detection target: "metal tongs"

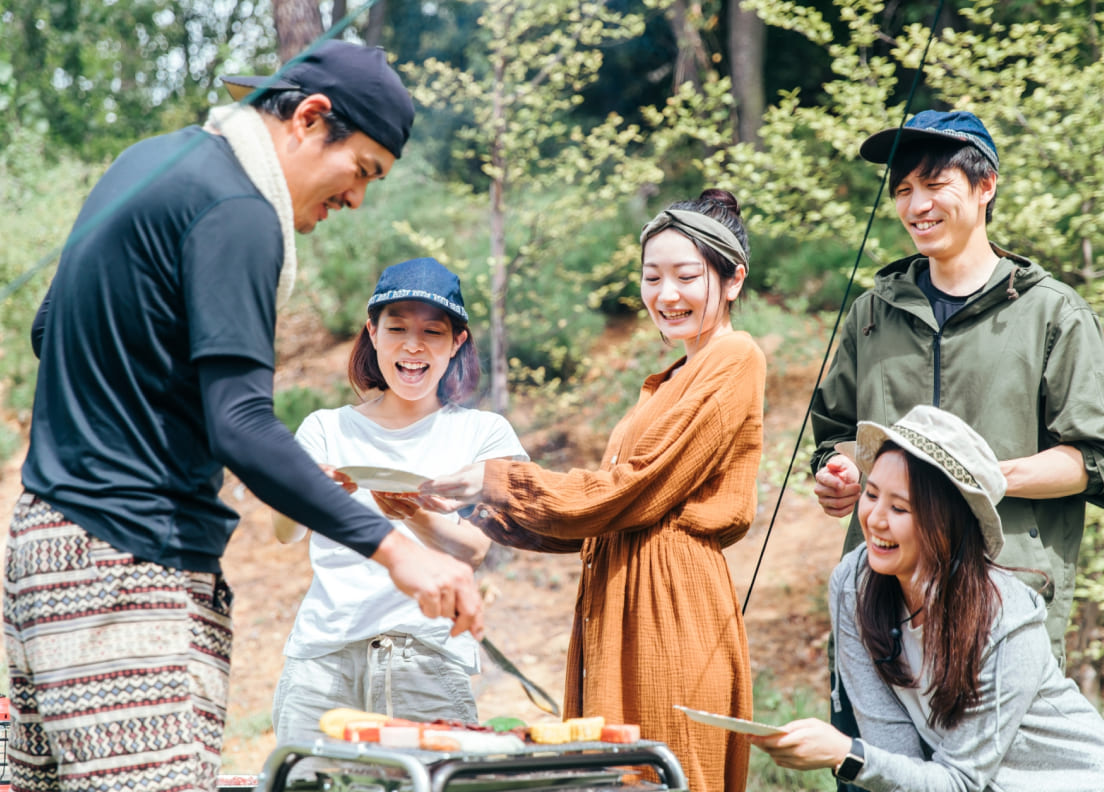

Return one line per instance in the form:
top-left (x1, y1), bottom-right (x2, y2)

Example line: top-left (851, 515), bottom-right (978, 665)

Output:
top-left (480, 636), bottom-right (561, 717)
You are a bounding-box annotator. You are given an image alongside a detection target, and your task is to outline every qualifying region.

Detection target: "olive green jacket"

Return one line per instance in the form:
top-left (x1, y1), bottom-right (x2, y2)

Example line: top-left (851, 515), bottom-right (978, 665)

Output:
top-left (812, 246), bottom-right (1104, 659)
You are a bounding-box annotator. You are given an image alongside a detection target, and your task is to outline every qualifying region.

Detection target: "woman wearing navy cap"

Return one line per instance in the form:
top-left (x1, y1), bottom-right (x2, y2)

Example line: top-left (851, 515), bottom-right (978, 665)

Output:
top-left (270, 258), bottom-right (528, 742)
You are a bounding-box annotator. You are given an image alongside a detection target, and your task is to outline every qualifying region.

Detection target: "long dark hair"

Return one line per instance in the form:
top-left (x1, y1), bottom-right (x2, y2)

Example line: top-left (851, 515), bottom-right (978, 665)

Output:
top-left (347, 304), bottom-right (480, 405)
top-left (856, 441), bottom-right (1001, 730)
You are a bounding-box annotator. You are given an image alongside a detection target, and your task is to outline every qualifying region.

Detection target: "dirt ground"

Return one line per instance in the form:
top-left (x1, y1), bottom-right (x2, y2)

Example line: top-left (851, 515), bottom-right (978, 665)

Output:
top-left (0, 309), bottom-right (841, 777)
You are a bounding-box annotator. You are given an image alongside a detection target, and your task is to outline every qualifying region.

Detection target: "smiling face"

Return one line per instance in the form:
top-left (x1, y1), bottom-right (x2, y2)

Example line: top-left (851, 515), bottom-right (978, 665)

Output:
top-left (279, 95), bottom-right (396, 234)
top-left (857, 450), bottom-right (923, 598)
top-left (367, 301), bottom-right (467, 410)
top-left (892, 165), bottom-right (996, 267)
top-left (640, 229), bottom-right (744, 358)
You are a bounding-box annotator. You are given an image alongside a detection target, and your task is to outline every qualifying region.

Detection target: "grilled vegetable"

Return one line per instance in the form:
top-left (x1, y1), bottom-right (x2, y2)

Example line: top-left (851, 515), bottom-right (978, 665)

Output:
top-left (528, 721), bottom-right (574, 744)
top-left (600, 724), bottom-right (641, 743)
top-left (483, 715), bottom-right (527, 732)
top-left (566, 716), bottom-right (605, 742)
top-left (319, 708), bottom-right (387, 740)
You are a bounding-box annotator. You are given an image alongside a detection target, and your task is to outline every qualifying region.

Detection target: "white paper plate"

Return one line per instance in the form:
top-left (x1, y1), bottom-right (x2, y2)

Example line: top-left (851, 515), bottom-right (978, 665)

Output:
top-left (673, 705), bottom-right (785, 736)
top-left (336, 466), bottom-right (428, 493)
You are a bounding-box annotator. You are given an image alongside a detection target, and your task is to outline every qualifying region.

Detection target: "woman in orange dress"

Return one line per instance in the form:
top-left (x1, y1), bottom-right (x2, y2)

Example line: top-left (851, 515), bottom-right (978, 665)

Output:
top-left (422, 189), bottom-right (765, 792)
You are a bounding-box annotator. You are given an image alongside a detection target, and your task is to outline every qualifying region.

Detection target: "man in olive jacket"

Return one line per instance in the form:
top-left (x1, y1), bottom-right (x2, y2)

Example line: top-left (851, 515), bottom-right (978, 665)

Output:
top-left (811, 110), bottom-right (1104, 662)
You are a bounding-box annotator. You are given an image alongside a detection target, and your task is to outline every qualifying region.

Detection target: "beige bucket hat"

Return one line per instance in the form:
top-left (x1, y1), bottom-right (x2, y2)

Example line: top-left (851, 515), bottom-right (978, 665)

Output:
top-left (837, 404), bottom-right (1007, 559)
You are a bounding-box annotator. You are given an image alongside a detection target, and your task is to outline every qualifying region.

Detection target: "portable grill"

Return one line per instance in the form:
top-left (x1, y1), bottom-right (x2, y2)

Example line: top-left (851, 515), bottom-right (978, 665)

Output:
top-left (248, 737), bottom-right (689, 792)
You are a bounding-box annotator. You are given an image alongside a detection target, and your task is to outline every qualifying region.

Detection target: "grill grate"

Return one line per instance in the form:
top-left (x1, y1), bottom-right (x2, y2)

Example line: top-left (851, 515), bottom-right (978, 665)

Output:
top-left (253, 739), bottom-right (688, 792)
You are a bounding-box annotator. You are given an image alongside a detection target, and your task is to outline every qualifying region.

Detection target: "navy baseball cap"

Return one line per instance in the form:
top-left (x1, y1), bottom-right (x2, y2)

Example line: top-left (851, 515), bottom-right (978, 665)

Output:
top-left (220, 40), bottom-right (415, 159)
top-left (367, 258), bottom-right (468, 324)
top-left (860, 110), bottom-right (999, 172)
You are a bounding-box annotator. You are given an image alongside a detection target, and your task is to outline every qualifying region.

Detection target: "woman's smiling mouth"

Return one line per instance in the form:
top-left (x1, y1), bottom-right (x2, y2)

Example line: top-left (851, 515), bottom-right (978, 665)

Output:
top-left (396, 360), bottom-right (429, 382)
top-left (869, 535), bottom-right (899, 550)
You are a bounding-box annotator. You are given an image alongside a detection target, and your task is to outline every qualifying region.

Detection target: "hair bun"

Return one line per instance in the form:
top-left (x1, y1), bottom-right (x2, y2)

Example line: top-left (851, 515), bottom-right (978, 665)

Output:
top-left (699, 188), bottom-right (742, 218)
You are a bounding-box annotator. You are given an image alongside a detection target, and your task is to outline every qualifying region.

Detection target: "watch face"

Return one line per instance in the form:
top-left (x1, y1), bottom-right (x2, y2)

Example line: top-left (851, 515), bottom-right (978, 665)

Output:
top-left (836, 755), bottom-right (863, 782)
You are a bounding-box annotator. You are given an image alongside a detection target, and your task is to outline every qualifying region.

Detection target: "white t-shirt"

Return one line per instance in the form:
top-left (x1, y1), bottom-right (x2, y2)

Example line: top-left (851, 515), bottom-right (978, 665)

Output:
top-left (283, 402), bottom-right (528, 671)
top-left (895, 617), bottom-right (938, 742)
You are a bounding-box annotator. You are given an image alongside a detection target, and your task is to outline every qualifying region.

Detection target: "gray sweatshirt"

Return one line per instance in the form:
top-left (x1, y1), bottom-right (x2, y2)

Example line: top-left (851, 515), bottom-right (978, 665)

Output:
top-left (831, 546), bottom-right (1104, 791)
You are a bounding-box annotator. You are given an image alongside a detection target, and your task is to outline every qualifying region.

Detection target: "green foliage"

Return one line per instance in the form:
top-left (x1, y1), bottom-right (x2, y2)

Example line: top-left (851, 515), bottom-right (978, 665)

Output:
top-left (509, 318), bottom-right (681, 467)
top-left (1071, 504), bottom-right (1104, 703)
top-left (746, 236), bottom-right (856, 313)
top-left (502, 199), bottom-right (646, 385)
top-left (219, 709), bottom-right (272, 773)
top-left (659, 0), bottom-right (1104, 302)
top-left (0, 423), bottom-right (22, 465)
top-left (749, 673), bottom-right (835, 791)
top-left (0, 127), bottom-right (105, 416)
top-left (0, 0), bottom-right (277, 159)
top-left (222, 709), bottom-right (272, 741)
top-left (737, 298), bottom-right (828, 377)
top-left (273, 386), bottom-right (338, 433)
top-left (401, 0), bottom-right (667, 409)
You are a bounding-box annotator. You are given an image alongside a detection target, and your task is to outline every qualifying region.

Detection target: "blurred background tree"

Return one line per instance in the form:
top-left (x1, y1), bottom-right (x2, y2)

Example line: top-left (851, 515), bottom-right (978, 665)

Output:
top-left (0, 0), bottom-right (277, 159)
top-left (399, 0), bottom-right (662, 411)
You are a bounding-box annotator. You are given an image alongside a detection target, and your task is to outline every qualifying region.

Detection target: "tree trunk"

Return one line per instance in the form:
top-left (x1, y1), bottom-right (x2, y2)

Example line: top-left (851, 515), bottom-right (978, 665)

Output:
top-left (360, 0), bottom-right (388, 46)
top-left (331, 0), bottom-right (347, 30)
top-left (727, 1), bottom-right (765, 147)
top-left (1080, 198), bottom-right (1096, 285)
top-left (666, 0), bottom-right (710, 90)
top-left (273, 0), bottom-right (324, 63)
top-left (489, 56), bottom-right (509, 413)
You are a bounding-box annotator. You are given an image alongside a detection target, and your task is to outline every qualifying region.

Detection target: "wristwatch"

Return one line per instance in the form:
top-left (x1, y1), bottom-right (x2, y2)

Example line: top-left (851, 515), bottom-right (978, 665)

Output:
top-left (832, 737), bottom-right (865, 783)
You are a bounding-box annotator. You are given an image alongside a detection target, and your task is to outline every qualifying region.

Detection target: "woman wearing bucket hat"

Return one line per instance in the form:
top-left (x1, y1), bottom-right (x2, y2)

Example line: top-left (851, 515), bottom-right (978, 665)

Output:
top-left (420, 189), bottom-right (764, 792)
top-left (269, 258), bottom-right (528, 745)
top-left (751, 405), bottom-right (1104, 790)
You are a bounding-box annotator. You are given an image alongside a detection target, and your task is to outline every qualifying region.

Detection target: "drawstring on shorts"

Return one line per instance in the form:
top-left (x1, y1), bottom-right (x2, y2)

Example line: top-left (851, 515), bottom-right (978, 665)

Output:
top-left (367, 634), bottom-right (414, 718)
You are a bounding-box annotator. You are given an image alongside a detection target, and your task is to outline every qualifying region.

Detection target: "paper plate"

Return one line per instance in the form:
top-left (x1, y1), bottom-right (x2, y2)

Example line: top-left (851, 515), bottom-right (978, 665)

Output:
top-left (336, 466), bottom-right (428, 493)
top-left (673, 705), bottom-right (785, 736)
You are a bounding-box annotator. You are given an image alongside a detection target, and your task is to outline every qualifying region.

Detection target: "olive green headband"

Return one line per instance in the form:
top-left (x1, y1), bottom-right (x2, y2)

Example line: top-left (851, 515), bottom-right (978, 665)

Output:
top-left (640, 208), bottom-right (749, 272)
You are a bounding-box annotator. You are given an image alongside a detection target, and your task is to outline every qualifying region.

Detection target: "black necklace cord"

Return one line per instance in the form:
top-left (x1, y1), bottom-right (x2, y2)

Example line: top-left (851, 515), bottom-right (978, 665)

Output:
top-left (875, 605), bottom-right (925, 665)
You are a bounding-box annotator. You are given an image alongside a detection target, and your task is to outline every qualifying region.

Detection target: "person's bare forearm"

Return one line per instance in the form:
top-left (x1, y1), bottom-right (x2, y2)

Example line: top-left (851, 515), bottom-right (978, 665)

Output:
top-left (405, 511), bottom-right (490, 569)
top-left (1000, 444), bottom-right (1088, 499)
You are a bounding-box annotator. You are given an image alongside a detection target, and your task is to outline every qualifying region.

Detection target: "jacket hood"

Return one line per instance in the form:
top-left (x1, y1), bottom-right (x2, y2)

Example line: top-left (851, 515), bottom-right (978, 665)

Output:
top-left (874, 244), bottom-right (1048, 302)
top-left (858, 245), bottom-right (1050, 336)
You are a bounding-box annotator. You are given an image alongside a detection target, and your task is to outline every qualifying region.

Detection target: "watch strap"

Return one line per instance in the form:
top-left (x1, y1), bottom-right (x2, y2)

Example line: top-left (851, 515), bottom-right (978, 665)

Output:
top-left (833, 737), bottom-right (865, 782)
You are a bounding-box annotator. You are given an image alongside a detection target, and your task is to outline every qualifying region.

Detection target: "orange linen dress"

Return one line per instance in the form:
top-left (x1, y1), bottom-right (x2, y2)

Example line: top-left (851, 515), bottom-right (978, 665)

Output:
top-left (480, 331), bottom-right (765, 792)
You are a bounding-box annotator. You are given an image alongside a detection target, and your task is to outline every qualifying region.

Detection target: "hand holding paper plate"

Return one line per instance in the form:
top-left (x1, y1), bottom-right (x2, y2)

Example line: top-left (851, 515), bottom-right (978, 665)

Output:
top-left (336, 465), bottom-right (428, 494)
top-left (674, 704), bottom-right (785, 736)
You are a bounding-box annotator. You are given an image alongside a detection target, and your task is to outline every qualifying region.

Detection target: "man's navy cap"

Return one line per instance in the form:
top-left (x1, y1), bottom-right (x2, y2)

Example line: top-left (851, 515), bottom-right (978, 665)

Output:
top-left (860, 110), bottom-right (999, 172)
top-left (220, 40), bottom-right (415, 159)
top-left (367, 258), bottom-right (468, 324)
